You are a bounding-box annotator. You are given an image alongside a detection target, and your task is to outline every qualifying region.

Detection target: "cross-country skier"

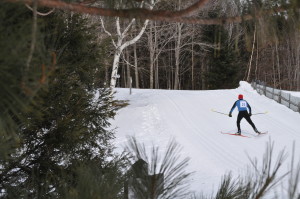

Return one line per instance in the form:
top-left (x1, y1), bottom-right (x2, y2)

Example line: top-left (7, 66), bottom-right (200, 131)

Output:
top-left (229, 94), bottom-right (260, 135)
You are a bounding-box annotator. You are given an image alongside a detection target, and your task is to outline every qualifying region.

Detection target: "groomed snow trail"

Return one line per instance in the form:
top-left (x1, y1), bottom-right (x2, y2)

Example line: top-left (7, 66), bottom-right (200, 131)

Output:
top-left (110, 81), bottom-right (300, 196)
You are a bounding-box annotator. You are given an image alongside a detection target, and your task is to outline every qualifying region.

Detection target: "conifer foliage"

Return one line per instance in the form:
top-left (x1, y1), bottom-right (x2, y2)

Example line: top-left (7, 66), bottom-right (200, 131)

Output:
top-left (0, 2), bottom-right (44, 160)
top-left (202, 23), bottom-right (241, 90)
top-left (0, 4), bottom-right (123, 198)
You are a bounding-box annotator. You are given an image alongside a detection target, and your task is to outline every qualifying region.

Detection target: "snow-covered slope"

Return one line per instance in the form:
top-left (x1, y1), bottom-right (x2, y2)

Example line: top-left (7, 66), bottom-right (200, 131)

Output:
top-left (110, 81), bottom-right (300, 196)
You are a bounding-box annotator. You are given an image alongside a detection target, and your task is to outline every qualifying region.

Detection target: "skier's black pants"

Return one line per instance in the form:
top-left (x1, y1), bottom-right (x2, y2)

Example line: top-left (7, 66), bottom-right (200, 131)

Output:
top-left (237, 111), bottom-right (256, 131)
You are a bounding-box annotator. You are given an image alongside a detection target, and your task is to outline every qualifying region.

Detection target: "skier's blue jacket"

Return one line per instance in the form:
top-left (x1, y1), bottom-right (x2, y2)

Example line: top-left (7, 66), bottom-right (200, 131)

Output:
top-left (229, 99), bottom-right (252, 114)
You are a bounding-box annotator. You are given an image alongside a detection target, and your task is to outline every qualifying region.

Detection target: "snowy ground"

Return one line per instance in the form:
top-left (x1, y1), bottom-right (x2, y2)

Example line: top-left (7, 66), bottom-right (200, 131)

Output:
top-left (110, 81), bottom-right (300, 197)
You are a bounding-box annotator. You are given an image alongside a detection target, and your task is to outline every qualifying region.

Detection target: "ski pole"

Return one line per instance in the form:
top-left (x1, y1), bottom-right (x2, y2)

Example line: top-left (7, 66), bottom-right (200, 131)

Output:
top-left (211, 109), bottom-right (229, 116)
top-left (212, 109), bottom-right (268, 116)
top-left (252, 111), bottom-right (268, 115)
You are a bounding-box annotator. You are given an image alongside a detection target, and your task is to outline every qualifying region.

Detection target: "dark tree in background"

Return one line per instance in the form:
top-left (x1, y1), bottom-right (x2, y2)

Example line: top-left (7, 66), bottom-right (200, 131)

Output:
top-left (202, 24), bottom-right (241, 90)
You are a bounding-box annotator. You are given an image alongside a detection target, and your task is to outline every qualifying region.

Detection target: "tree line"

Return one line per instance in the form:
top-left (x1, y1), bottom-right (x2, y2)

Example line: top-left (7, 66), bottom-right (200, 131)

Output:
top-left (96, 0), bottom-right (300, 90)
top-left (4, 0), bottom-right (300, 90)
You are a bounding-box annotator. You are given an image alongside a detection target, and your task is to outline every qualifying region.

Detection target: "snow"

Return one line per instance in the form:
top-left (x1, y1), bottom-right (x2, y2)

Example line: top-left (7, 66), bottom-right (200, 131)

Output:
top-left (110, 81), bottom-right (300, 197)
top-left (285, 90), bottom-right (300, 97)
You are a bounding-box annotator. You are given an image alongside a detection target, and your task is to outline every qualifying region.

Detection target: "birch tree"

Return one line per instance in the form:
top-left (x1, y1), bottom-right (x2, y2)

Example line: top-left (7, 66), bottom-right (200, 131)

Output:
top-left (100, 0), bottom-right (158, 90)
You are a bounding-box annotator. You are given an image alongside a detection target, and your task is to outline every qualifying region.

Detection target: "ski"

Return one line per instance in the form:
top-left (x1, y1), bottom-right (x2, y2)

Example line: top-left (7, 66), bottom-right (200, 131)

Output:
top-left (220, 132), bottom-right (251, 138)
top-left (254, 131), bottom-right (268, 137)
top-left (221, 131), bottom-right (268, 138)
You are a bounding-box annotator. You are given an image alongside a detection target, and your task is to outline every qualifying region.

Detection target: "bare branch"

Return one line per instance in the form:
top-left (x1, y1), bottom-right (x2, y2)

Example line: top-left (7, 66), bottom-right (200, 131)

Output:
top-left (122, 18), bottom-right (136, 37)
top-left (121, 19), bottom-right (149, 51)
top-left (25, 4), bottom-right (54, 16)
top-left (7, 0), bottom-right (298, 25)
top-left (100, 17), bottom-right (117, 48)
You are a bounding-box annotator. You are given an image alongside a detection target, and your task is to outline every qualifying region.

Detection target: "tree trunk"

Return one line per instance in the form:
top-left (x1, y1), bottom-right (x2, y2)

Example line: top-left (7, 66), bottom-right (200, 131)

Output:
top-left (254, 34), bottom-right (259, 80)
top-left (126, 48), bottom-right (131, 88)
top-left (191, 27), bottom-right (195, 90)
top-left (272, 47), bottom-right (276, 88)
top-left (174, 22), bottom-right (182, 90)
top-left (275, 41), bottom-right (281, 89)
top-left (154, 23), bottom-right (159, 89)
top-left (133, 43), bottom-right (139, 88)
top-left (201, 58), bottom-right (206, 90)
top-left (296, 44), bottom-right (300, 91)
top-left (105, 61), bottom-right (109, 86)
top-left (110, 46), bottom-right (122, 89)
top-left (296, 42), bottom-right (300, 90)
top-left (155, 56), bottom-right (159, 89)
top-left (109, 19), bottom-right (149, 90)
top-left (122, 60), bottom-right (126, 88)
top-left (149, 21), bottom-right (155, 89)
top-left (246, 25), bottom-right (256, 82)
top-left (100, 0), bottom-right (157, 91)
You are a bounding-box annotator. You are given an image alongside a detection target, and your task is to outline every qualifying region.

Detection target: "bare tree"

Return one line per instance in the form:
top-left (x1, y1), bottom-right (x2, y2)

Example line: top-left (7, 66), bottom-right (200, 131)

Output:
top-left (133, 42), bottom-right (139, 88)
top-left (146, 21), bottom-right (175, 89)
top-left (174, 21), bottom-right (183, 90)
top-left (100, 0), bottom-right (158, 90)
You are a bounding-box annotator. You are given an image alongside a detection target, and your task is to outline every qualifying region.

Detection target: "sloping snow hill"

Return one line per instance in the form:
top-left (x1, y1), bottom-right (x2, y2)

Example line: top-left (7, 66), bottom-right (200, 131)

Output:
top-left (110, 81), bottom-right (300, 196)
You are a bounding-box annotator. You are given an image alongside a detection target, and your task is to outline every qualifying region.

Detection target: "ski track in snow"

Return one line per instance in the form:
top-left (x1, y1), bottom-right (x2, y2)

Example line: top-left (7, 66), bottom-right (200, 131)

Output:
top-left (159, 92), bottom-right (241, 170)
top-left (110, 82), bottom-right (300, 197)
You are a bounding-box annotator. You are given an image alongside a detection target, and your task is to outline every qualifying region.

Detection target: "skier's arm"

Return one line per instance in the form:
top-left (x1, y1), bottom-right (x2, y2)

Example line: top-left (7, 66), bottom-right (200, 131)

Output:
top-left (229, 101), bottom-right (237, 115)
top-left (247, 103), bottom-right (252, 115)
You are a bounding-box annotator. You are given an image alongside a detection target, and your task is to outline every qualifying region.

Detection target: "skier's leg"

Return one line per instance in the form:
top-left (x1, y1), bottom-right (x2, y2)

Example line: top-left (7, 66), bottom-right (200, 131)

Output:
top-left (245, 114), bottom-right (260, 133)
top-left (236, 112), bottom-right (243, 133)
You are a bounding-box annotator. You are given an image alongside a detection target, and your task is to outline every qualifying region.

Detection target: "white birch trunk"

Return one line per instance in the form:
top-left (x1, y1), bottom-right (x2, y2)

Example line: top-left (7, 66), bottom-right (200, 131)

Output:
top-left (110, 38), bottom-right (123, 89)
top-left (110, 19), bottom-right (149, 90)
top-left (100, 0), bottom-right (157, 91)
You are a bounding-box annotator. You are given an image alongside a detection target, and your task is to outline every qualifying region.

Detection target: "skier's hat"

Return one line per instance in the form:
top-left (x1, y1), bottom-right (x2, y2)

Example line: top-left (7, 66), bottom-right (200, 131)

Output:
top-left (238, 94), bottom-right (243, 99)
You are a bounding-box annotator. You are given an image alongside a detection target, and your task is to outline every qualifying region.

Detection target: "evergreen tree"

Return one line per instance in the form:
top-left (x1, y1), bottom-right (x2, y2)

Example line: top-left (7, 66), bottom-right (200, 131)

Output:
top-left (0, 7), bottom-right (125, 198)
top-left (0, 2), bottom-right (55, 167)
top-left (203, 24), bottom-right (242, 89)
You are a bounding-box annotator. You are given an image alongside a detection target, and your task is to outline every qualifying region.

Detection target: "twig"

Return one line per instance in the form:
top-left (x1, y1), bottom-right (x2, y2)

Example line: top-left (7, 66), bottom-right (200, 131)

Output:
top-left (25, 0), bottom-right (37, 71)
top-left (25, 4), bottom-right (55, 16)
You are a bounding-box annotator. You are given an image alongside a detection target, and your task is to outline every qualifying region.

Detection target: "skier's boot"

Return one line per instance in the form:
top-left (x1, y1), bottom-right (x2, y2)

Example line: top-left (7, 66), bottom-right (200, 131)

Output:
top-left (254, 128), bottom-right (261, 134)
top-left (236, 130), bottom-right (241, 135)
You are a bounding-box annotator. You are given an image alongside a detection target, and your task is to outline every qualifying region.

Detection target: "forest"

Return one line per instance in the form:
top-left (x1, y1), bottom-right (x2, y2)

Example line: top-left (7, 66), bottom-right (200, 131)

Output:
top-left (0, 0), bottom-right (300, 198)
top-left (98, 0), bottom-right (300, 91)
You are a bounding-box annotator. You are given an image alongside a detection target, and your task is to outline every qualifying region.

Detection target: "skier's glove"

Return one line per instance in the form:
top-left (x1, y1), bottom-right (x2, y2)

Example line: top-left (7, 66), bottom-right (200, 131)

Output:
top-left (229, 113), bottom-right (232, 117)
